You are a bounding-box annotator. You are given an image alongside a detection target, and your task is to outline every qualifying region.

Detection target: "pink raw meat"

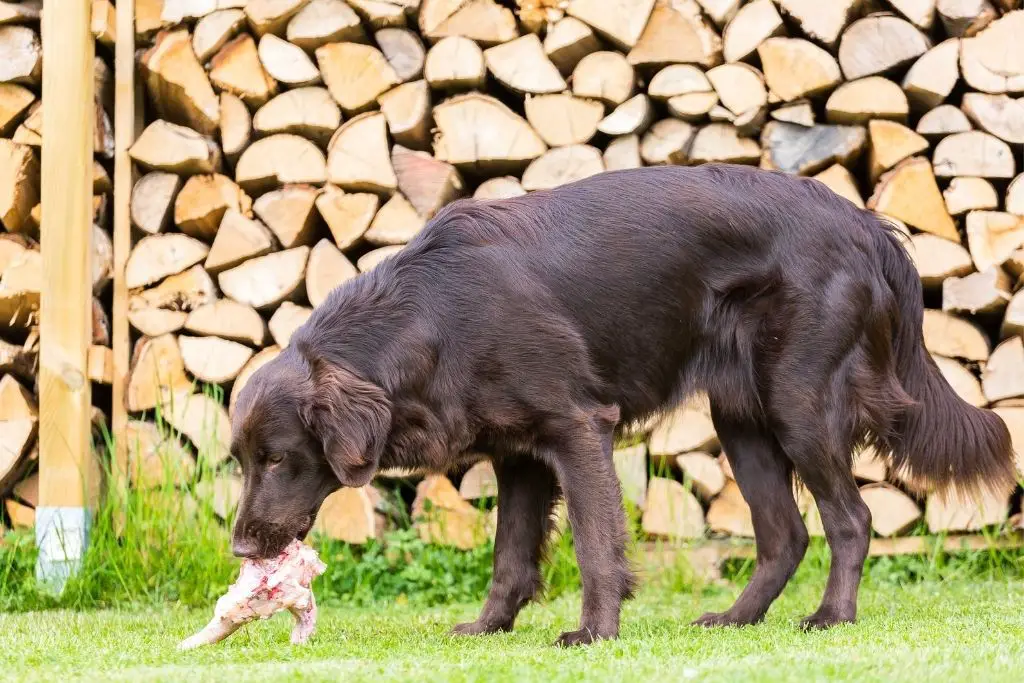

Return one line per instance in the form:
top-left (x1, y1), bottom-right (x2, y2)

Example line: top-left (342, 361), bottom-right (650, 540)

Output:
top-left (178, 540), bottom-right (327, 650)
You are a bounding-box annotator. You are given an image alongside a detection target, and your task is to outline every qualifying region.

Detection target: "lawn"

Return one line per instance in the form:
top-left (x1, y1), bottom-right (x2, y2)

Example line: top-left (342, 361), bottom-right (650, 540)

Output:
top-left (4, 579), bottom-right (1024, 683)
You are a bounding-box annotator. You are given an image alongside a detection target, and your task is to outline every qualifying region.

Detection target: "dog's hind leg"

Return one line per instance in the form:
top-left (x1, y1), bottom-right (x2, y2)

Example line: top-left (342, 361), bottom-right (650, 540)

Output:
top-left (451, 455), bottom-right (560, 636)
top-left (693, 407), bottom-right (808, 627)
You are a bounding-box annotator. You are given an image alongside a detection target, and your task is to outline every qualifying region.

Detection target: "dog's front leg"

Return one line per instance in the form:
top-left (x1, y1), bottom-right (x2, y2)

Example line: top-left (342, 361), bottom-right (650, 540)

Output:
top-left (546, 405), bottom-right (635, 647)
top-left (451, 456), bottom-right (560, 636)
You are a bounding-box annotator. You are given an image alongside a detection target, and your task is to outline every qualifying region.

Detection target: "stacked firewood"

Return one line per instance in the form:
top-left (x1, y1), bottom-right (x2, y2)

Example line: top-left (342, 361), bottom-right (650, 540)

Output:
top-left (0, 0), bottom-right (116, 531)
top-left (5, 0), bottom-right (1024, 547)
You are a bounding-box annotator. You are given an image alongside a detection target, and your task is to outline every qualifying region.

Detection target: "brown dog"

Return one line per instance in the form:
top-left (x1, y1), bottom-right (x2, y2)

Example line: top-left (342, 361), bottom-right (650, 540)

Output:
top-left (230, 164), bottom-right (1015, 646)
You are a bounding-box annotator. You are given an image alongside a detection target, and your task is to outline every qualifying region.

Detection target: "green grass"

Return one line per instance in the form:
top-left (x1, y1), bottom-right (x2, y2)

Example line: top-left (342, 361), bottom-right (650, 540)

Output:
top-left (3, 579), bottom-right (1024, 683)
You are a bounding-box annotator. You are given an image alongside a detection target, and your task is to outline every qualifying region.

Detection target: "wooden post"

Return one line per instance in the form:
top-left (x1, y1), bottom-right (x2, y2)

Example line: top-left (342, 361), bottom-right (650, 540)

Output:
top-left (36, 0), bottom-right (95, 587)
top-left (111, 0), bottom-right (137, 490)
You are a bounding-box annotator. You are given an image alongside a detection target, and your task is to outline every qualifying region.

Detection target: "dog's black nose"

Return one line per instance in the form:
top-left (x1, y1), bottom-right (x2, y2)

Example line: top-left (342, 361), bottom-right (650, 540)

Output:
top-left (231, 537), bottom-right (259, 558)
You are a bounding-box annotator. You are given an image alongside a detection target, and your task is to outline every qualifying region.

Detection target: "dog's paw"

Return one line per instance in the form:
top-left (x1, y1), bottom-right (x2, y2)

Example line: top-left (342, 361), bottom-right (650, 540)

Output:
top-left (799, 611), bottom-right (854, 631)
top-left (554, 627), bottom-right (615, 647)
top-left (450, 619), bottom-right (510, 636)
top-left (691, 611), bottom-right (758, 628)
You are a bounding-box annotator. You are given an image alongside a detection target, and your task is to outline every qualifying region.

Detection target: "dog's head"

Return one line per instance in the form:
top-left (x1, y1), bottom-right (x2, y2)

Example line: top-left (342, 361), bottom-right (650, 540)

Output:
top-left (229, 347), bottom-right (392, 558)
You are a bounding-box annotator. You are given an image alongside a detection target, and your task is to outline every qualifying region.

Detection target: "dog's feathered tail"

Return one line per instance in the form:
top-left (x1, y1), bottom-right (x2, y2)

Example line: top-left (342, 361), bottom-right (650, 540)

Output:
top-left (867, 216), bottom-right (1017, 497)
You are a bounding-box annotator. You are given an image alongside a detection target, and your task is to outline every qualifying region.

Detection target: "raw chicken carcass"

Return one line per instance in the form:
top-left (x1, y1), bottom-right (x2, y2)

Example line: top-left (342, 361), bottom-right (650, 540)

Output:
top-left (178, 540), bottom-right (327, 650)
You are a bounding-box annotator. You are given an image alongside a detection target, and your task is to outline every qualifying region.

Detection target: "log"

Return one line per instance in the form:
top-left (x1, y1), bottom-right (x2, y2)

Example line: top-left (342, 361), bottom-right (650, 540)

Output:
top-left (1009, 174), bottom-right (1024, 217)
top-left (966, 211), bottom-right (1024, 273)
top-left (204, 209), bottom-right (276, 274)
top-left (173, 174), bottom-right (252, 243)
top-left (315, 185), bottom-right (378, 250)
top-left (419, 0), bottom-right (519, 46)
top-left (245, 0), bottom-right (309, 37)
top-left (0, 83), bottom-right (34, 137)
top-left (142, 29), bottom-right (220, 136)
top-left (306, 238), bottom-right (358, 307)
top-left (926, 488), bottom-right (1009, 533)
top-left (564, 0), bottom-right (654, 51)
top-left (826, 77), bottom-right (908, 125)
top-left (219, 92), bottom-right (252, 165)
top-left (676, 451), bottom-right (725, 499)
top-left (159, 1), bottom-right (248, 24)
top-left (959, 11), bottom-right (1024, 94)
top-left (937, 0), bottom-right (997, 37)
top-left (890, 0), bottom-right (937, 30)
top-left (521, 144), bottom-right (604, 192)
top-left (628, 0), bottom-right (723, 69)
top-left (759, 121), bottom-right (865, 176)
top-left (707, 480), bottom-right (754, 537)
top-left (0, 25), bottom-right (40, 87)
top-left (982, 337), bottom-right (1024, 403)
top-left (0, 139), bottom-right (38, 234)
top-left (356, 244), bottom-right (403, 272)
top-left (525, 93), bottom-right (603, 147)
top-left (868, 157), bottom-right (958, 242)
top-left (129, 120), bottom-right (222, 174)
top-left (392, 144), bottom-right (464, 219)
top-left (209, 34), bottom-right (277, 109)
top-left (640, 119), bottom-right (696, 165)
top-left (126, 333), bottom-right (192, 412)
top-left (603, 134), bottom-right (642, 171)
top-left (258, 34), bottom-right (320, 88)
top-left (684, 124), bottom-right (760, 165)
top-left (484, 34), bottom-right (565, 95)
top-left (378, 79), bottom-right (432, 150)
top-left (961, 93), bottom-right (1024, 145)
top-left (922, 309), bottom-right (990, 361)
top-left (218, 245), bottom-right (310, 310)
top-left (314, 486), bottom-right (384, 543)
top-left (252, 185), bottom-right (321, 249)
top-left (0, 336), bottom-right (35, 381)
top-left (612, 444), bottom-right (647, 508)
top-left (837, 15), bottom-right (930, 80)
top-left (723, 0), bottom-right (784, 64)
top-left (129, 265), bottom-right (216, 331)
top-left (942, 266), bottom-right (1011, 315)
top-left (163, 391), bottom-right (232, 466)
top-left (229, 345), bottom-right (281, 414)
top-left (459, 459), bottom-right (498, 500)
top-left (424, 35), bottom-right (486, 90)
top-left (695, 0), bottom-right (740, 29)
top-left (667, 93), bottom-right (719, 122)
top-left (432, 93), bottom-right (547, 174)
top-left (376, 28), bottom-right (425, 83)
top-left (901, 38), bottom-right (960, 111)
top-left (12, 471), bottom-right (37, 507)
top-left (185, 299), bottom-right (267, 347)
top-left (1003, 290), bottom-right (1024, 339)
top-left (412, 473), bottom-right (492, 550)
top-left (5, 498), bottom-right (33, 528)
top-left (0, 0), bottom-right (40, 25)
top-left (706, 63), bottom-right (766, 118)
top-left (868, 120), bottom-right (930, 183)
top-left (933, 131), bottom-right (1015, 179)
top-left (136, 0), bottom-right (169, 40)
top-left (852, 446), bottom-right (886, 482)
top-left (813, 164), bottom-right (864, 209)
top-left (648, 396), bottom-right (717, 458)
top-left (179, 334), bottom-right (255, 384)
top-left (125, 233), bottom-right (210, 290)
top-left (860, 483), bottom-right (922, 536)
top-left (597, 95), bottom-right (653, 137)
top-left (316, 41), bottom-right (398, 115)
top-left (326, 111), bottom-right (397, 193)
top-left (757, 37), bottom-right (842, 102)
top-left (543, 16), bottom-right (599, 75)
top-left (0, 375), bottom-right (36, 494)
top-left (194, 471), bottom-right (241, 519)
top-left (252, 87), bottom-right (340, 147)
top-left (124, 420), bottom-right (194, 489)
top-left (992, 405), bottom-right (1024, 474)
top-left (364, 192), bottom-right (424, 245)
top-left (648, 64), bottom-right (712, 101)
top-left (933, 354), bottom-right (986, 407)
top-left (473, 176), bottom-right (526, 200)
top-left (776, 0), bottom-right (860, 49)
top-left (235, 133), bottom-right (327, 196)
top-left (193, 9), bottom-right (247, 63)
top-left (641, 477), bottom-right (705, 539)
top-left (571, 51), bottom-right (635, 107)
top-left (128, 308), bottom-right (188, 338)
top-left (286, 0), bottom-right (365, 52)
top-left (916, 104), bottom-right (972, 139)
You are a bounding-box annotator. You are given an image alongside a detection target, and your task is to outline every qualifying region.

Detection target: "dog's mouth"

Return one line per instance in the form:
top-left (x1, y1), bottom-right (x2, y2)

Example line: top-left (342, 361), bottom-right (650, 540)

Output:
top-left (296, 513), bottom-right (315, 541)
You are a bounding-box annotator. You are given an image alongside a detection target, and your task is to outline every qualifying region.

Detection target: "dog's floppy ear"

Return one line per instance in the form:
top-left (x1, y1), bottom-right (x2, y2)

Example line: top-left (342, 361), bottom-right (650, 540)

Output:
top-left (302, 357), bottom-right (392, 487)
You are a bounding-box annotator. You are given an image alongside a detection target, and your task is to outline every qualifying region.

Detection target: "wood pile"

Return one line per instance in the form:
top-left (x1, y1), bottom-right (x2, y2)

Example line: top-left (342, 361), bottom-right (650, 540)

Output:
top-left (0, 0), bottom-right (115, 530)
top-left (5, 0), bottom-right (1024, 548)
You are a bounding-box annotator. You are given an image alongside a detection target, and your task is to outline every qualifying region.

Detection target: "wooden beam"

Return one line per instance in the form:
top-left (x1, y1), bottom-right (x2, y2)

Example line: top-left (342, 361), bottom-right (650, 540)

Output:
top-left (36, 0), bottom-right (95, 587)
top-left (111, 0), bottom-right (137, 492)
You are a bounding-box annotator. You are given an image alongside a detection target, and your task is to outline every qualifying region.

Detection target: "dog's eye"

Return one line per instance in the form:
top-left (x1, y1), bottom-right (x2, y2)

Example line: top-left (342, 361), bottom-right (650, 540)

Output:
top-left (267, 452), bottom-right (285, 465)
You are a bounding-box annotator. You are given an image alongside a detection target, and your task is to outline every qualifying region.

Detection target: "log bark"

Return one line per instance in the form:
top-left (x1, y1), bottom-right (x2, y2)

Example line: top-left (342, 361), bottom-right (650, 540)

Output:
top-left (543, 16), bottom-right (599, 74)
top-left (0, 139), bottom-right (38, 234)
top-left (326, 111), bottom-right (398, 193)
